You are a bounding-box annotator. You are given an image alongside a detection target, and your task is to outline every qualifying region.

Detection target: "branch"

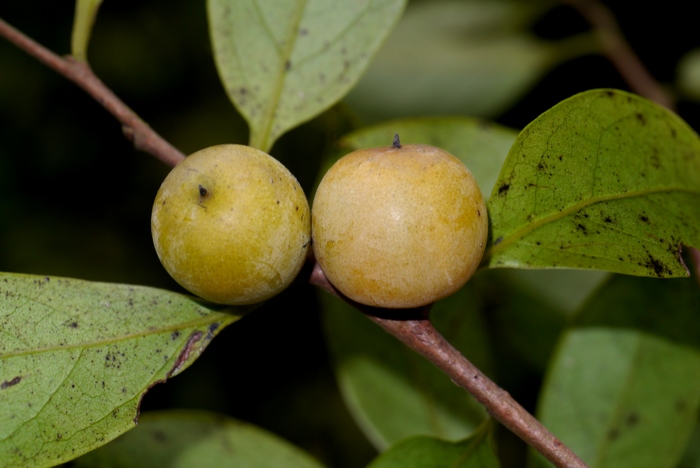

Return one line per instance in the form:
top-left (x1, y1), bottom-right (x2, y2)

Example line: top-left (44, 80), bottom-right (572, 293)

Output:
top-left (0, 17), bottom-right (185, 167)
top-left (309, 264), bottom-right (588, 468)
top-left (564, 0), bottom-right (673, 110)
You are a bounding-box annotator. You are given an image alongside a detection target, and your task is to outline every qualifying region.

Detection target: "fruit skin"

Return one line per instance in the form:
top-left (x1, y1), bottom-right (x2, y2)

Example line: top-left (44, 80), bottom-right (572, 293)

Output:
top-left (151, 144), bottom-right (310, 305)
top-left (312, 143), bottom-right (488, 309)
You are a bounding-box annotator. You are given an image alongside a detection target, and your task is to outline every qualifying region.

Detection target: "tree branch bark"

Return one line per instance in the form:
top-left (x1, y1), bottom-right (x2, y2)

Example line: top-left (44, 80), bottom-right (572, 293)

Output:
top-left (0, 16), bottom-right (185, 167)
top-left (309, 264), bottom-right (588, 468)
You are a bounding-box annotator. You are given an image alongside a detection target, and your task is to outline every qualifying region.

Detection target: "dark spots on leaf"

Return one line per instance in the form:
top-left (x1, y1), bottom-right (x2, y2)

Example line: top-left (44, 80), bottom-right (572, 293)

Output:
top-left (536, 241), bottom-right (541, 245)
top-left (577, 224), bottom-right (588, 235)
top-left (69, 322), bottom-right (78, 328)
top-left (537, 162), bottom-right (545, 171)
top-left (285, 60), bottom-right (291, 71)
top-left (1, 376), bottom-right (21, 389)
top-left (299, 28), bottom-right (308, 36)
top-left (494, 236), bottom-right (503, 245)
top-left (607, 428), bottom-right (619, 440)
top-left (636, 113), bottom-right (646, 124)
top-left (643, 254), bottom-right (671, 277)
top-left (498, 183), bottom-right (510, 195)
top-left (558, 155), bottom-right (563, 161)
top-left (625, 412), bottom-right (640, 426)
top-left (639, 215), bottom-right (650, 223)
top-left (605, 90), bottom-right (615, 97)
top-left (671, 128), bottom-right (677, 138)
top-left (171, 331), bottom-right (181, 341)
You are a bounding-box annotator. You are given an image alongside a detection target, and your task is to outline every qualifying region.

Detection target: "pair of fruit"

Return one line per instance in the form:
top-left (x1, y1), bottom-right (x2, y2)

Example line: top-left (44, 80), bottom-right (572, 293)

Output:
top-left (151, 141), bottom-right (488, 309)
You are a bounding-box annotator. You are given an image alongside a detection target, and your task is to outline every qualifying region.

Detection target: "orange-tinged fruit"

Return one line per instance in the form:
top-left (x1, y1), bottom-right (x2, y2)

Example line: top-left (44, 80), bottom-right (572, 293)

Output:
top-left (312, 142), bottom-right (488, 308)
top-left (151, 144), bottom-right (310, 305)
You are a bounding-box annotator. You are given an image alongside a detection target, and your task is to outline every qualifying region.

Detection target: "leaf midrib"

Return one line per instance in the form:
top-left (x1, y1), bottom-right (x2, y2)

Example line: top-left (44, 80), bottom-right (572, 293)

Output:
top-left (485, 185), bottom-right (700, 262)
top-left (0, 313), bottom-right (233, 360)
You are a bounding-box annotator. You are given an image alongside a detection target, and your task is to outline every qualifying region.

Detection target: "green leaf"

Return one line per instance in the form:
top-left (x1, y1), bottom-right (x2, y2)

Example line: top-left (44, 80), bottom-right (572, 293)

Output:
top-left (71, 0), bottom-right (104, 62)
top-left (330, 117), bottom-right (518, 200)
top-left (207, 0), bottom-right (407, 153)
top-left (533, 274), bottom-right (700, 468)
top-left (486, 89), bottom-right (700, 277)
top-left (72, 409), bottom-right (325, 468)
top-left (367, 420), bottom-right (499, 468)
top-left (321, 284), bottom-right (491, 450)
top-left (344, 0), bottom-right (597, 120)
top-left (0, 272), bottom-right (246, 467)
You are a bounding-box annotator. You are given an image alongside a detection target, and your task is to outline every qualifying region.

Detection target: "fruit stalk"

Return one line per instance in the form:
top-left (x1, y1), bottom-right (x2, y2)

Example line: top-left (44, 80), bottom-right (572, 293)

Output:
top-left (310, 263), bottom-right (589, 468)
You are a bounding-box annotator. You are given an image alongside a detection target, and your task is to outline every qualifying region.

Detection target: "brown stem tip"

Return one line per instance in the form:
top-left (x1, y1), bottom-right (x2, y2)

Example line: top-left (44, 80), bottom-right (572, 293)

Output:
top-left (393, 133), bottom-right (401, 149)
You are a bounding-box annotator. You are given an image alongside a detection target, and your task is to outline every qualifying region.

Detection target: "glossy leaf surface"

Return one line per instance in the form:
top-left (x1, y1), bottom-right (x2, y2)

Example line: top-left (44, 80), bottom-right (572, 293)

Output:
top-left (208, 0), bottom-right (406, 152)
top-left (486, 89), bottom-right (700, 277)
top-left (0, 273), bottom-right (245, 467)
top-left (321, 285), bottom-right (491, 449)
top-left (533, 274), bottom-right (700, 468)
top-left (367, 421), bottom-right (499, 468)
top-left (73, 410), bottom-right (325, 467)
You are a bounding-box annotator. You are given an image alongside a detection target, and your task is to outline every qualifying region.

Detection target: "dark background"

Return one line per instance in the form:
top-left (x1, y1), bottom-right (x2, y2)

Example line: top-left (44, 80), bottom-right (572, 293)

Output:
top-left (1, 1), bottom-right (699, 466)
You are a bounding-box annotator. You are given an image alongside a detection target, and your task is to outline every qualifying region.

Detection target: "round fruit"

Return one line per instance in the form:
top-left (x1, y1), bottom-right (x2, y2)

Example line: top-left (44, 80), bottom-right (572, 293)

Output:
top-left (151, 144), bottom-right (310, 305)
top-left (312, 141), bottom-right (488, 309)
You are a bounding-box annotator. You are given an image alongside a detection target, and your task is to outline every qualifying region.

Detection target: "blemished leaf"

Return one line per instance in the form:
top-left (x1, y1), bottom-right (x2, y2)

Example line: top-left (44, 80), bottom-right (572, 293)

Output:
top-left (72, 410), bottom-right (325, 468)
top-left (532, 274), bottom-right (700, 468)
top-left (0, 272), bottom-right (246, 467)
top-left (329, 117), bottom-right (518, 200)
top-left (367, 420), bottom-right (499, 468)
top-left (71, 0), bottom-right (104, 62)
top-left (207, 0), bottom-right (406, 153)
top-left (485, 89), bottom-right (700, 277)
top-left (321, 284), bottom-right (492, 450)
top-left (344, 0), bottom-right (596, 120)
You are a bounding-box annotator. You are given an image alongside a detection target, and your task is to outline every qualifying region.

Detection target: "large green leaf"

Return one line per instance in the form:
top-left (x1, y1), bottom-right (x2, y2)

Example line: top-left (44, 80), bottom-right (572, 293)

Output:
top-left (0, 272), bottom-right (245, 467)
top-left (73, 409), bottom-right (325, 467)
top-left (344, 0), bottom-right (596, 120)
top-left (207, 0), bottom-right (406, 153)
top-left (486, 89), bottom-right (700, 277)
top-left (367, 420), bottom-right (499, 468)
top-left (532, 274), bottom-right (700, 468)
top-left (321, 284), bottom-right (492, 450)
top-left (328, 117), bottom-right (518, 200)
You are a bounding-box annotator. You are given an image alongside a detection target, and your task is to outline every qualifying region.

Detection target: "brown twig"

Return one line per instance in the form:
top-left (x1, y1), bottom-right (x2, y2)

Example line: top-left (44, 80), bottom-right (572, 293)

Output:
top-left (309, 264), bottom-right (588, 468)
top-left (0, 16), bottom-right (185, 167)
top-left (564, 0), bottom-right (673, 110)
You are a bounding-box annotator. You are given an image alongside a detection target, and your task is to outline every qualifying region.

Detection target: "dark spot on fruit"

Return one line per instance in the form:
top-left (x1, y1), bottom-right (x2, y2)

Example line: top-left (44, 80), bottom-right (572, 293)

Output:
top-left (498, 183), bottom-right (510, 195)
top-left (198, 185), bottom-right (210, 201)
top-left (477, 209), bottom-right (481, 217)
top-left (276, 200), bottom-right (280, 204)
top-left (605, 90), bottom-right (615, 97)
top-left (285, 60), bottom-right (291, 71)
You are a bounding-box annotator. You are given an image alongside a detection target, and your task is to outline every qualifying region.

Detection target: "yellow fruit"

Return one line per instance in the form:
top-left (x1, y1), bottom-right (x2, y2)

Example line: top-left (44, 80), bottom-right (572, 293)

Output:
top-left (151, 144), bottom-right (310, 305)
top-left (312, 142), bottom-right (488, 308)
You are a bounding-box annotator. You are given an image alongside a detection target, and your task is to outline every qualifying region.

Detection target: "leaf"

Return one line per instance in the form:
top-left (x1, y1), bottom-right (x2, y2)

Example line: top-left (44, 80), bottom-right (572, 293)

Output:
top-left (329, 117), bottom-right (518, 200)
top-left (485, 89), bottom-right (700, 277)
top-left (0, 272), bottom-right (246, 467)
top-left (207, 0), bottom-right (407, 153)
top-left (343, 0), bottom-right (597, 120)
top-left (367, 420), bottom-right (499, 468)
top-left (71, 0), bottom-right (104, 62)
top-left (532, 274), bottom-right (700, 468)
top-left (321, 284), bottom-right (491, 450)
top-left (72, 409), bottom-right (325, 468)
